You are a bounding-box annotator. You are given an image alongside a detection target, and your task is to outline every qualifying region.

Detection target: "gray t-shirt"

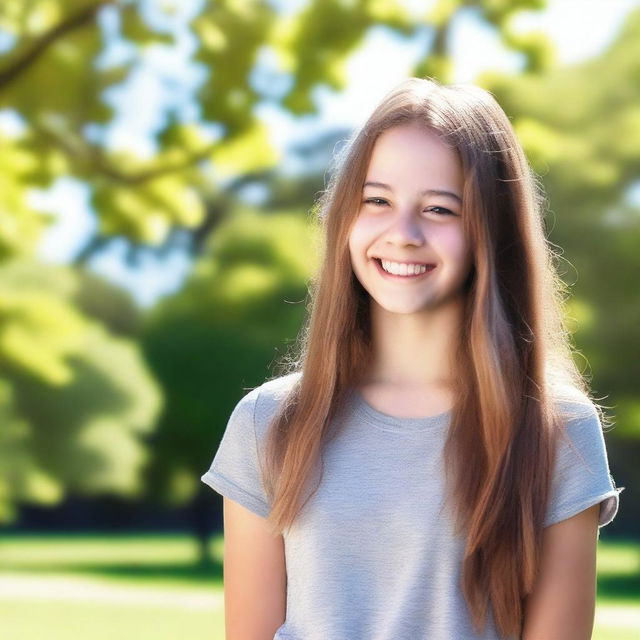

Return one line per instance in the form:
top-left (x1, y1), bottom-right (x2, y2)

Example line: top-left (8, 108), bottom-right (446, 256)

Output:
top-left (201, 372), bottom-right (622, 640)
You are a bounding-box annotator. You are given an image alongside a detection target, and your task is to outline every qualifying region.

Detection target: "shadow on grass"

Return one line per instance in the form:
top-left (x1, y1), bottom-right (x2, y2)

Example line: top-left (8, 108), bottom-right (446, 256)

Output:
top-left (598, 572), bottom-right (640, 600)
top-left (4, 560), bottom-right (224, 585)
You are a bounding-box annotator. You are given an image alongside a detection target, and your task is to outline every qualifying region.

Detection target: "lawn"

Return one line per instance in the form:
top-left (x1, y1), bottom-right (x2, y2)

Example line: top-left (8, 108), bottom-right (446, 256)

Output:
top-left (0, 533), bottom-right (225, 640)
top-left (0, 533), bottom-right (638, 639)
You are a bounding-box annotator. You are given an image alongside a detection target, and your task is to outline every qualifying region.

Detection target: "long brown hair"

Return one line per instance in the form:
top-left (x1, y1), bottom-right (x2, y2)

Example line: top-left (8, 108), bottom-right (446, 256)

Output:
top-left (259, 77), bottom-right (600, 637)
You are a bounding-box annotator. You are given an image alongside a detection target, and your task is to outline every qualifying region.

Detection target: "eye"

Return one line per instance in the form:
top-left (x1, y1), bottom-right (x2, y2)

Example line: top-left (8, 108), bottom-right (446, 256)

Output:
top-left (362, 199), bottom-right (457, 216)
top-left (426, 206), bottom-right (455, 216)
top-left (363, 197), bottom-right (388, 206)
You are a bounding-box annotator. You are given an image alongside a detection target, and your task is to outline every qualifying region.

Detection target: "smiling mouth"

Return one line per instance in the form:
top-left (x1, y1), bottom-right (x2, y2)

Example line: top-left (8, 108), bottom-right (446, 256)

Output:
top-left (373, 258), bottom-right (436, 278)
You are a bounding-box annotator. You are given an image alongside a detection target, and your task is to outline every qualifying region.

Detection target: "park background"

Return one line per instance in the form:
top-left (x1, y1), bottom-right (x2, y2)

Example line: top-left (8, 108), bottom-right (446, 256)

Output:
top-left (0, 0), bottom-right (638, 638)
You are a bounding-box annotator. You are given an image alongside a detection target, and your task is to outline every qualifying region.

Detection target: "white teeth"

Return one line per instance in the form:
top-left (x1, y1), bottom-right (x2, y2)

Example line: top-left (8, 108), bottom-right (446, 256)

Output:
top-left (380, 260), bottom-right (429, 276)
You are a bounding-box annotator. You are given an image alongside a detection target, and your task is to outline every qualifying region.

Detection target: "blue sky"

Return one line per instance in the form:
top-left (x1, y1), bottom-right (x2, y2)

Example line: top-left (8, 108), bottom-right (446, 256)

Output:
top-left (3, 0), bottom-right (638, 308)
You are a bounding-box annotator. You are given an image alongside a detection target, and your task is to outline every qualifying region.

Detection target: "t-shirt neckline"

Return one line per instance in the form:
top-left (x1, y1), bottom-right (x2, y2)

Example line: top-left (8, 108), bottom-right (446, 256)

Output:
top-left (349, 387), bottom-right (452, 431)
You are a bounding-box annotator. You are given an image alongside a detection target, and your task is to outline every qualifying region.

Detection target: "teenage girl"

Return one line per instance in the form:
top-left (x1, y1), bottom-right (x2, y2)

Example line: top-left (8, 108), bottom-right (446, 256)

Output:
top-left (201, 77), bottom-right (622, 640)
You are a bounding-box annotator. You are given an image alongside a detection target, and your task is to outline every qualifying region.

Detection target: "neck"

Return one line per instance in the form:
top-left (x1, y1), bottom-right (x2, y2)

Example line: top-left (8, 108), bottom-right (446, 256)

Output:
top-left (365, 295), bottom-right (465, 389)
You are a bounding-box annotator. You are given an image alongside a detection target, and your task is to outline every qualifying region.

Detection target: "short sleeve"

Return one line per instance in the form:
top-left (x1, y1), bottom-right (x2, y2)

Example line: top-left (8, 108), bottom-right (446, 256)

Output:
top-left (544, 402), bottom-right (624, 529)
top-left (200, 386), bottom-right (270, 518)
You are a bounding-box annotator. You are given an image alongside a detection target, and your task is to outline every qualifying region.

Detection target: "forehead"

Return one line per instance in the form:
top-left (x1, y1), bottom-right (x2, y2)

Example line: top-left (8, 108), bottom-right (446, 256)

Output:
top-left (365, 124), bottom-right (462, 190)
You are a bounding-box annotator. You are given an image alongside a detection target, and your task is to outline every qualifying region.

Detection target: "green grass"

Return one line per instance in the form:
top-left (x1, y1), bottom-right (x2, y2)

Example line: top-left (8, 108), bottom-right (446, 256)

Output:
top-left (0, 532), bottom-right (226, 640)
top-left (0, 533), bottom-right (638, 639)
top-left (0, 531), bottom-right (225, 589)
top-left (593, 539), bottom-right (640, 639)
top-left (0, 599), bottom-right (223, 640)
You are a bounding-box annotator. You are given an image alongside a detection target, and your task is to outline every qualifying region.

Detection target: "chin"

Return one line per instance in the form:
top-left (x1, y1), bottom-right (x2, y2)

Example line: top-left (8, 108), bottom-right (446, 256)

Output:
top-left (374, 299), bottom-right (437, 315)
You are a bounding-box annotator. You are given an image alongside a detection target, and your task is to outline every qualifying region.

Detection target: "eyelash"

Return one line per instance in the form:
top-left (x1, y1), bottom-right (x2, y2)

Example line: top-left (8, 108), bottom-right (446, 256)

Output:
top-left (362, 197), bottom-right (456, 216)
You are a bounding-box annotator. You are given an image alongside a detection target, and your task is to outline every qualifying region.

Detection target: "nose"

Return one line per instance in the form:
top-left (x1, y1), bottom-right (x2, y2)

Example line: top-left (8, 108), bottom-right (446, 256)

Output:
top-left (383, 209), bottom-right (425, 248)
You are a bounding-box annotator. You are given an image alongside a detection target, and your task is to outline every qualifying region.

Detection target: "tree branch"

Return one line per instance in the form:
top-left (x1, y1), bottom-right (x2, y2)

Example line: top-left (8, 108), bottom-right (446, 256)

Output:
top-left (31, 119), bottom-right (220, 185)
top-left (93, 144), bottom-right (220, 185)
top-left (0, 0), bottom-right (116, 91)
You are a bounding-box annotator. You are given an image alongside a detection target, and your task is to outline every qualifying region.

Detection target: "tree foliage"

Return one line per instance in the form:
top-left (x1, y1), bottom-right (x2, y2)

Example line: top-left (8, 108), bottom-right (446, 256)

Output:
top-left (0, 0), bottom-right (554, 256)
top-left (1, 0), bottom-right (637, 534)
top-left (0, 260), bottom-right (162, 522)
top-left (141, 208), bottom-right (318, 506)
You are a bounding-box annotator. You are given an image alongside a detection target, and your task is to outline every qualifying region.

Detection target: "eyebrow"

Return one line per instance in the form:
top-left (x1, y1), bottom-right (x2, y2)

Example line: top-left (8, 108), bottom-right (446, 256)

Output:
top-left (363, 181), bottom-right (462, 205)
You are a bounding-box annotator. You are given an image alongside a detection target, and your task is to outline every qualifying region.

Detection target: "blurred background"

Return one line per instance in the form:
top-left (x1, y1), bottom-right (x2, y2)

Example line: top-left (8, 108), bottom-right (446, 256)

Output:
top-left (0, 0), bottom-right (638, 638)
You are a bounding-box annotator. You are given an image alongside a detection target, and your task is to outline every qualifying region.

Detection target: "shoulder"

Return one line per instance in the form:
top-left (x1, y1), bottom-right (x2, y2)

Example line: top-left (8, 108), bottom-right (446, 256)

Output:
top-left (548, 383), bottom-right (613, 470)
top-left (256, 371), bottom-right (302, 401)
top-left (543, 386), bottom-right (621, 529)
top-left (243, 371), bottom-right (302, 436)
top-left (234, 371), bottom-right (301, 411)
top-left (550, 383), bottom-right (604, 428)
top-left (215, 372), bottom-right (302, 470)
top-left (548, 384), bottom-right (613, 477)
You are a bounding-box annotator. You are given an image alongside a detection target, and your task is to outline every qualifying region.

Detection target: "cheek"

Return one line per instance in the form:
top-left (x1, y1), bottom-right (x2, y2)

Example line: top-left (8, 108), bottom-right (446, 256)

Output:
top-left (439, 226), bottom-right (470, 264)
top-left (348, 217), bottom-right (370, 259)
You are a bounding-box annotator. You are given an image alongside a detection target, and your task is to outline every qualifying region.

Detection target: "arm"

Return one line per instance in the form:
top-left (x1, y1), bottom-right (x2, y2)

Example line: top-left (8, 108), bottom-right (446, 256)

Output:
top-left (222, 496), bottom-right (287, 640)
top-left (522, 503), bottom-right (600, 640)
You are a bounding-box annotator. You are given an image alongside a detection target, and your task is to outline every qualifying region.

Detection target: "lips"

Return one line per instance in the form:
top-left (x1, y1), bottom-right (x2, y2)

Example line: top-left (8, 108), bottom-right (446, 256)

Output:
top-left (373, 257), bottom-right (434, 266)
top-left (373, 258), bottom-right (436, 278)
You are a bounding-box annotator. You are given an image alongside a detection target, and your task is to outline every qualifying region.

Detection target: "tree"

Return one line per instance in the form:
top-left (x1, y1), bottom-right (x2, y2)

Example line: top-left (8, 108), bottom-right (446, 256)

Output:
top-left (141, 208), bottom-right (318, 561)
top-left (0, 259), bottom-right (162, 523)
top-left (0, 0), bottom-right (552, 261)
top-left (1, 0), bottom-right (561, 528)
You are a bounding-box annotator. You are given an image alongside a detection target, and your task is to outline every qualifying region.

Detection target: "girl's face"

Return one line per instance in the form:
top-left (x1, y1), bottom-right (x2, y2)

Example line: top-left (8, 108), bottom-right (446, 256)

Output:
top-left (348, 123), bottom-right (473, 316)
